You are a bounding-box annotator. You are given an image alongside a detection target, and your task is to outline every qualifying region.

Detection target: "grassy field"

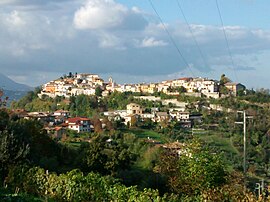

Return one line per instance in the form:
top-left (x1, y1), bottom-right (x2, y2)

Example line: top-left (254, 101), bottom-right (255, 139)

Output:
top-left (196, 131), bottom-right (239, 154)
top-left (121, 128), bottom-right (170, 143)
top-left (193, 130), bottom-right (241, 171)
top-left (63, 141), bottom-right (83, 150)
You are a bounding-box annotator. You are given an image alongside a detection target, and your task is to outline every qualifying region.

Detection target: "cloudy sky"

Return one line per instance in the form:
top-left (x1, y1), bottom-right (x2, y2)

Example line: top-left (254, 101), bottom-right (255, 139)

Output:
top-left (0, 0), bottom-right (270, 88)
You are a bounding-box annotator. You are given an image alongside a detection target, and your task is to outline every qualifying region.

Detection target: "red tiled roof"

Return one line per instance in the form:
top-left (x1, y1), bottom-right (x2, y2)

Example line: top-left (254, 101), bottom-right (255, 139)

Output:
top-left (61, 123), bottom-right (68, 127)
top-left (55, 110), bottom-right (69, 113)
top-left (55, 126), bottom-right (62, 131)
top-left (178, 77), bottom-right (192, 81)
top-left (67, 117), bottom-right (90, 123)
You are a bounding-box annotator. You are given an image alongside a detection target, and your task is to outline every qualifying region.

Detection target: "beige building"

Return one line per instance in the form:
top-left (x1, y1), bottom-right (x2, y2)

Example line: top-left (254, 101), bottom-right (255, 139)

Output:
top-left (225, 83), bottom-right (246, 95)
top-left (127, 103), bottom-right (143, 115)
top-left (154, 112), bottom-right (169, 123)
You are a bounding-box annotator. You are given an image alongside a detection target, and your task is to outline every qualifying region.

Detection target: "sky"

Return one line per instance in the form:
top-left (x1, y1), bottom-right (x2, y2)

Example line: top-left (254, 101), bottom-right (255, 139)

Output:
top-left (0, 0), bottom-right (270, 89)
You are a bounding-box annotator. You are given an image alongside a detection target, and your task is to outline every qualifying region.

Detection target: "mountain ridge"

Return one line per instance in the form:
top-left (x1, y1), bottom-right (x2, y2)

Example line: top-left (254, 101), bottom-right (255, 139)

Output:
top-left (0, 73), bottom-right (33, 91)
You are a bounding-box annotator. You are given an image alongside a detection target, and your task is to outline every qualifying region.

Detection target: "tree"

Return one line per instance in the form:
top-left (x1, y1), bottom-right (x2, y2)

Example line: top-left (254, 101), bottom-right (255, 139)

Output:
top-left (102, 117), bottom-right (114, 132)
top-left (219, 74), bottom-right (232, 95)
top-left (220, 74), bottom-right (231, 85)
top-left (0, 89), bottom-right (8, 108)
top-left (93, 116), bottom-right (103, 133)
top-left (177, 86), bottom-right (187, 94)
top-left (0, 113), bottom-right (31, 180)
top-left (156, 141), bottom-right (227, 196)
top-left (0, 130), bottom-right (30, 168)
top-left (95, 86), bottom-right (103, 97)
top-left (79, 134), bottom-right (136, 175)
top-left (68, 72), bottom-right (73, 78)
top-left (139, 118), bottom-right (155, 129)
top-left (0, 109), bottom-right (9, 131)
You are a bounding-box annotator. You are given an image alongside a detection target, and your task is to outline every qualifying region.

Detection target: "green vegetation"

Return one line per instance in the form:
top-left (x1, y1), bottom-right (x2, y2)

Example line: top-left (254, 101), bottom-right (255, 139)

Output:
top-left (122, 128), bottom-right (169, 143)
top-left (4, 85), bottom-right (270, 200)
top-left (95, 86), bottom-right (103, 97)
top-left (157, 141), bottom-right (226, 195)
top-left (77, 133), bottom-right (136, 175)
top-left (5, 166), bottom-right (178, 202)
top-left (0, 187), bottom-right (43, 202)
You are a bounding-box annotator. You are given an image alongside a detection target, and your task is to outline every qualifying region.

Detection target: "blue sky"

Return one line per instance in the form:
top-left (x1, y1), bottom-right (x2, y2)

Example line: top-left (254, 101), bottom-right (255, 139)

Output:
top-left (0, 0), bottom-right (270, 89)
top-left (119, 0), bottom-right (270, 28)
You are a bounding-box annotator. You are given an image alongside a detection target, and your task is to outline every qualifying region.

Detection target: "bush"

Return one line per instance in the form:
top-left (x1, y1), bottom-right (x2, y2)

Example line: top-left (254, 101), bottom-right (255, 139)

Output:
top-left (6, 166), bottom-right (179, 201)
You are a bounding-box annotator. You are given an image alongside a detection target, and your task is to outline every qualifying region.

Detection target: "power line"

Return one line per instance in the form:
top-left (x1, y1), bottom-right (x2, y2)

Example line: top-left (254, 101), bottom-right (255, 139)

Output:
top-left (148, 0), bottom-right (195, 77)
top-left (176, 0), bottom-right (209, 71)
top-left (215, 0), bottom-right (238, 80)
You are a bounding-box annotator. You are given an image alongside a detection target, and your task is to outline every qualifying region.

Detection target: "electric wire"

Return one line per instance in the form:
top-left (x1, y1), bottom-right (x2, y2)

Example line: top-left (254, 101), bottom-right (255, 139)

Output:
top-left (176, 0), bottom-right (209, 71)
top-left (215, 0), bottom-right (238, 80)
top-left (148, 0), bottom-right (195, 77)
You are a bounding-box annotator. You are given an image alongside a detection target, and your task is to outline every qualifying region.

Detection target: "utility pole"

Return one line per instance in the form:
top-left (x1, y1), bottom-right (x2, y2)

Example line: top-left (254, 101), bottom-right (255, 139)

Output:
top-left (261, 179), bottom-right (265, 197)
top-left (255, 179), bottom-right (265, 199)
top-left (255, 183), bottom-right (261, 197)
top-left (235, 110), bottom-right (253, 192)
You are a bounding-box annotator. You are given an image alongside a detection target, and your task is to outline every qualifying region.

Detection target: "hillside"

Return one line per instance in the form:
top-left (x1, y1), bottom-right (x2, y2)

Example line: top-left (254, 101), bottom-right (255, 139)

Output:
top-left (7, 87), bottom-right (270, 200)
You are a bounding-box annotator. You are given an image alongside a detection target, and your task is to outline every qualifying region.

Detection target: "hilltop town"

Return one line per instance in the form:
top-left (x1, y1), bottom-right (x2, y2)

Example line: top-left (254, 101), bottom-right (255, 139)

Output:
top-left (39, 72), bottom-right (245, 99)
top-left (4, 72), bottom-right (244, 137)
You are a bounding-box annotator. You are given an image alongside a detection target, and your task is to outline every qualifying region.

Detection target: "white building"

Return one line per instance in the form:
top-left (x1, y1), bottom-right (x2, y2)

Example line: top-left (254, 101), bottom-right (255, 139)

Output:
top-left (65, 117), bottom-right (92, 133)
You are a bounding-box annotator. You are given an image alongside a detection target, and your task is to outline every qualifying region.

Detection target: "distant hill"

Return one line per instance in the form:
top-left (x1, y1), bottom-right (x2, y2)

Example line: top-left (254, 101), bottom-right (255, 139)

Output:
top-left (2, 90), bottom-right (28, 105)
top-left (0, 73), bottom-right (33, 91)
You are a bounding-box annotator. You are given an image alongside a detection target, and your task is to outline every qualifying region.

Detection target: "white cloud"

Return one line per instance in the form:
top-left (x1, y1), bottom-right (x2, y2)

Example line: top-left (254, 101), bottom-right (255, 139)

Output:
top-left (222, 26), bottom-right (248, 39)
top-left (0, 0), bottom-right (16, 4)
top-left (0, 7), bottom-right (76, 58)
top-left (98, 32), bottom-right (125, 49)
top-left (131, 6), bottom-right (142, 14)
top-left (73, 0), bottom-right (147, 30)
top-left (252, 29), bottom-right (270, 40)
top-left (0, 0), bottom-right (74, 6)
top-left (74, 0), bottom-right (127, 30)
top-left (139, 37), bottom-right (168, 48)
top-left (5, 10), bottom-right (26, 26)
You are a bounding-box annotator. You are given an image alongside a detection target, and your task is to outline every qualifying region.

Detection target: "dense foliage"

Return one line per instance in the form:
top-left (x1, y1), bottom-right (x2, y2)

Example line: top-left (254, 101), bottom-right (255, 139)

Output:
top-left (6, 166), bottom-right (178, 202)
top-left (77, 133), bottom-right (136, 175)
top-left (156, 141), bottom-right (227, 195)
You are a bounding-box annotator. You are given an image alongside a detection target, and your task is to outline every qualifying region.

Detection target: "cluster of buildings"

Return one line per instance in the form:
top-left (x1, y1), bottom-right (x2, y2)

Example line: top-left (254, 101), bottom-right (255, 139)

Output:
top-left (12, 109), bottom-right (93, 138)
top-left (106, 77), bottom-right (221, 98)
top-left (103, 99), bottom-right (200, 128)
top-left (11, 107), bottom-right (197, 157)
top-left (39, 73), bottom-right (245, 99)
top-left (39, 73), bottom-right (104, 98)
top-left (12, 96), bottom-right (201, 139)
